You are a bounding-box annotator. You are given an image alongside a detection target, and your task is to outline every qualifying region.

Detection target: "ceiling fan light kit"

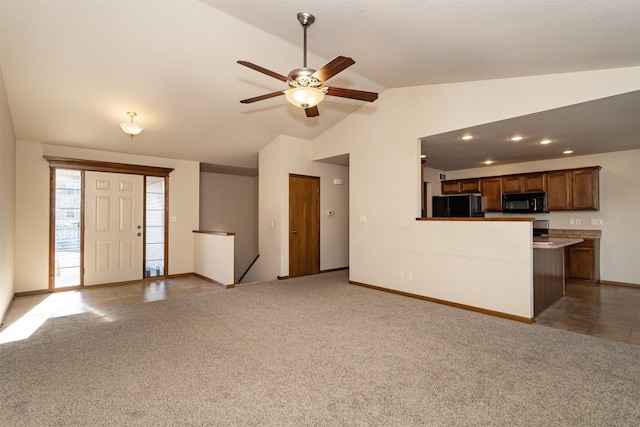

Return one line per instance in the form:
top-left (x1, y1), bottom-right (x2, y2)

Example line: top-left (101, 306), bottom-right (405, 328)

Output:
top-left (119, 111), bottom-right (144, 138)
top-left (238, 12), bottom-right (378, 118)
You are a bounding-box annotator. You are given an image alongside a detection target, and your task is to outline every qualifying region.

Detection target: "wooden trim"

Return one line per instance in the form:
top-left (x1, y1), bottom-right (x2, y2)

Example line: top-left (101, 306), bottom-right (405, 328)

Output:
top-left (164, 176), bottom-right (169, 276)
top-left (48, 168), bottom-right (56, 290)
top-left (278, 267), bottom-right (348, 280)
top-left (43, 156), bottom-right (173, 176)
top-left (166, 273), bottom-right (192, 279)
top-left (192, 230), bottom-right (236, 236)
top-left (143, 175), bottom-right (148, 278)
top-left (320, 267), bottom-right (349, 273)
top-left (349, 280), bottom-right (533, 324)
top-left (417, 217), bottom-right (535, 222)
top-left (600, 280), bottom-right (640, 289)
top-left (80, 171), bottom-right (85, 286)
top-left (192, 273), bottom-right (234, 289)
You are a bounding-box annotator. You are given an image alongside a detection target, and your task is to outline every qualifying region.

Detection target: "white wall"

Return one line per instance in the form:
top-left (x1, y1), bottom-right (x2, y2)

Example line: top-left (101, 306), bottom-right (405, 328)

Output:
top-left (246, 135), bottom-right (349, 282)
top-left (193, 232), bottom-right (234, 286)
top-left (0, 66), bottom-right (16, 321)
top-left (199, 171), bottom-right (258, 282)
top-left (444, 150), bottom-right (640, 285)
top-left (14, 142), bottom-right (200, 293)
top-left (308, 67), bottom-right (639, 318)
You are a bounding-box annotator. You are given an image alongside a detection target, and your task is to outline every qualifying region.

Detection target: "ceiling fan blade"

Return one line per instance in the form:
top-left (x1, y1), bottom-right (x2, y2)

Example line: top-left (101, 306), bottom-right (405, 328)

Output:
top-left (237, 61), bottom-right (288, 82)
top-left (305, 105), bottom-right (319, 117)
top-left (326, 86), bottom-right (378, 102)
top-left (312, 56), bottom-right (355, 82)
top-left (239, 91), bottom-right (284, 104)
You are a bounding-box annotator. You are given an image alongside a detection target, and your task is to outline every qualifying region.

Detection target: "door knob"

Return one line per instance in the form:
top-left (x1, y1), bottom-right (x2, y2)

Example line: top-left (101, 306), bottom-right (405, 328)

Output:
top-left (137, 225), bottom-right (142, 229)
top-left (292, 230), bottom-right (297, 234)
top-left (137, 233), bottom-right (141, 237)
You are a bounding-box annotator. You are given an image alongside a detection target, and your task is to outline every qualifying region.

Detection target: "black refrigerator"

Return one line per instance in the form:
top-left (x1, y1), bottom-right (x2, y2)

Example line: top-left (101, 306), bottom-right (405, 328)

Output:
top-left (432, 195), bottom-right (484, 218)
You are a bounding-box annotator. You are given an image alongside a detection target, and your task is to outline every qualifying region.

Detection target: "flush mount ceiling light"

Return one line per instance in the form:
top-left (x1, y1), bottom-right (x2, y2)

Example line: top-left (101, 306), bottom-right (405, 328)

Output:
top-left (539, 139), bottom-right (553, 145)
top-left (119, 112), bottom-right (144, 138)
top-left (461, 135), bottom-right (473, 141)
top-left (509, 135), bottom-right (524, 141)
top-left (483, 160), bottom-right (494, 165)
top-left (563, 150), bottom-right (574, 154)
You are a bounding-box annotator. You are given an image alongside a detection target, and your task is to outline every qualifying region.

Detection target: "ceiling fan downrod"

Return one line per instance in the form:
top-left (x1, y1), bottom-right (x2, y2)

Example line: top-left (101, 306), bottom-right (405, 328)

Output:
top-left (297, 12), bottom-right (315, 68)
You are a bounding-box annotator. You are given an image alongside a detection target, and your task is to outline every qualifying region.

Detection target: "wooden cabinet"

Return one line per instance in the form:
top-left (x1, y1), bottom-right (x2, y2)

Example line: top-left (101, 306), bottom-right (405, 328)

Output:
top-left (565, 238), bottom-right (600, 284)
top-left (441, 167), bottom-right (599, 212)
top-left (459, 179), bottom-right (480, 193)
top-left (546, 167), bottom-right (600, 211)
top-left (480, 178), bottom-right (502, 212)
top-left (523, 173), bottom-right (545, 192)
top-left (572, 168), bottom-right (599, 210)
top-left (441, 180), bottom-right (460, 194)
top-left (502, 173), bottom-right (545, 194)
top-left (546, 171), bottom-right (572, 210)
top-left (502, 176), bottom-right (524, 194)
top-left (441, 179), bottom-right (480, 194)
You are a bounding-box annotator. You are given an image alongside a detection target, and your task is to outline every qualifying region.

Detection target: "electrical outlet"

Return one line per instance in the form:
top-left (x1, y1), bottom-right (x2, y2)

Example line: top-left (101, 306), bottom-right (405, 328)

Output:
top-left (575, 219), bottom-right (582, 225)
top-left (407, 272), bottom-right (413, 280)
top-left (398, 270), bottom-right (404, 279)
top-left (569, 219), bottom-right (575, 225)
top-left (591, 219), bottom-right (604, 225)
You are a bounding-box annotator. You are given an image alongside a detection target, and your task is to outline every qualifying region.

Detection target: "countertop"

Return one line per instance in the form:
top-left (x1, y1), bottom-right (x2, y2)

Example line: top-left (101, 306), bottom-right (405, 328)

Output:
top-left (533, 237), bottom-right (583, 249)
top-left (546, 229), bottom-right (601, 239)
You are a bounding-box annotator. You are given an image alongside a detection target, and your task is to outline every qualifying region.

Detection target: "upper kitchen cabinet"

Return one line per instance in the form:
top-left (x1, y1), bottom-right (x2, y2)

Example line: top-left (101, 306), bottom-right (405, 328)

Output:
top-left (546, 171), bottom-right (572, 210)
top-left (502, 176), bottom-right (524, 194)
top-left (546, 167), bottom-right (601, 211)
top-left (441, 179), bottom-right (480, 195)
top-left (480, 178), bottom-right (502, 212)
top-left (502, 173), bottom-right (545, 194)
top-left (572, 168), bottom-right (601, 210)
top-left (523, 173), bottom-right (546, 192)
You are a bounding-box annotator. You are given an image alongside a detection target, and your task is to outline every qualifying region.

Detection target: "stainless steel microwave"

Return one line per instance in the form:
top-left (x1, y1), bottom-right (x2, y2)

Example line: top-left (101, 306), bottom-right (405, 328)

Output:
top-left (502, 192), bottom-right (548, 213)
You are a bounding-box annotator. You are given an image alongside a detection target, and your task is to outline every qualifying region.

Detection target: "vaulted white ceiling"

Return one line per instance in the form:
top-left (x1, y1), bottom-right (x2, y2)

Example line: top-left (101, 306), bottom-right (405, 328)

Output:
top-left (1, 1), bottom-right (639, 169)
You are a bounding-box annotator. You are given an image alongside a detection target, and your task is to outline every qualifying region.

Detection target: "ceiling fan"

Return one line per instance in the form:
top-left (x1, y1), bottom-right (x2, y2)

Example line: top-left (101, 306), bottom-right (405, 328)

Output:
top-left (238, 12), bottom-right (378, 118)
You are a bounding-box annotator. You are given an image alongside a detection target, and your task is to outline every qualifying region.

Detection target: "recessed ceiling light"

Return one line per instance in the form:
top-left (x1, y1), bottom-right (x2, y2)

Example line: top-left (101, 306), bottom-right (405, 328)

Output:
top-left (483, 160), bottom-right (494, 165)
top-left (461, 135), bottom-right (473, 141)
top-left (509, 136), bottom-right (524, 141)
top-left (539, 139), bottom-right (553, 145)
top-left (563, 150), bottom-right (573, 155)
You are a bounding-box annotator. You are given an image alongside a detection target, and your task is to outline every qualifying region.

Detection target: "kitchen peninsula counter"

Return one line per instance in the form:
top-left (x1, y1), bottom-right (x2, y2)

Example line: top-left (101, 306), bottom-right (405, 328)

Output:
top-left (533, 237), bottom-right (583, 249)
top-left (533, 237), bottom-right (583, 316)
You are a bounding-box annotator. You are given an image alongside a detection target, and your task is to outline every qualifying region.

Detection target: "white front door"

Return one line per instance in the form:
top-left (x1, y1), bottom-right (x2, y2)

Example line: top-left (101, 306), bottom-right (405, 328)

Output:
top-left (84, 171), bottom-right (144, 286)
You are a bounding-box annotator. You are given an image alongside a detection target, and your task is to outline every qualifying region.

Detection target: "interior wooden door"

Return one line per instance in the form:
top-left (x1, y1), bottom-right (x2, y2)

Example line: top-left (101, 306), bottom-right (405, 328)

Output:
top-left (84, 171), bottom-right (144, 285)
top-left (289, 174), bottom-right (320, 277)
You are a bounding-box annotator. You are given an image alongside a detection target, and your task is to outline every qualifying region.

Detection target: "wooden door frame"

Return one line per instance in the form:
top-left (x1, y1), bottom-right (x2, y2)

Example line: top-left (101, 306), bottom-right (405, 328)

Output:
top-left (288, 174), bottom-right (320, 278)
top-left (45, 156), bottom-right (173, 290)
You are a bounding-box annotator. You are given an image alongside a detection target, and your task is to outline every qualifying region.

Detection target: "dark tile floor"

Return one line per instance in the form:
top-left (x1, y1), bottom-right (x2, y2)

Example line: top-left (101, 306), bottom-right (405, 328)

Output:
top-left (535, 281), bottom-right (640, 345)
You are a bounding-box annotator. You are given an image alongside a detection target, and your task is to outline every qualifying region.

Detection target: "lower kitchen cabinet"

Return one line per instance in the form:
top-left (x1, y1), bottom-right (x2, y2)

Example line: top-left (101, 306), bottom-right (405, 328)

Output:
top-left (565, 238), bottom-right (600, 284)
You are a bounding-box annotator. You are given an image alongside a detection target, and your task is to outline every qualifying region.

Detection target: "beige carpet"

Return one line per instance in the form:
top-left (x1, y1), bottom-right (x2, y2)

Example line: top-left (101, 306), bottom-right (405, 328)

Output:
top-left (1, 271), bottom-right (639, 426)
